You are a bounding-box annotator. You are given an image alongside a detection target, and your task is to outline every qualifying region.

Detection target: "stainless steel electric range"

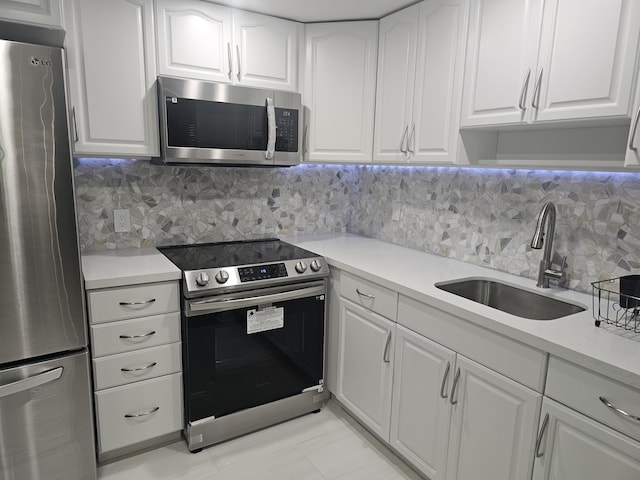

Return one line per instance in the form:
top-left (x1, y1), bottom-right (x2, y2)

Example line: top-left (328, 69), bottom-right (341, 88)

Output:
top-left (158, 239), bottom-right (329, 452)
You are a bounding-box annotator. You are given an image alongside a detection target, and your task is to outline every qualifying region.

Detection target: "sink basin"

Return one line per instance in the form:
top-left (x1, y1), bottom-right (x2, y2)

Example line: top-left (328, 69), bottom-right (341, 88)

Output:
top-left (435, 278), bottom-right (586, 320)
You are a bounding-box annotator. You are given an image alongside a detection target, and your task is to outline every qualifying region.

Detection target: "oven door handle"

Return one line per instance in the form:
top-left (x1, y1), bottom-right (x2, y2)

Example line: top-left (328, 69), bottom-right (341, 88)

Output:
top-left (188, 284), bottom-right (326, 314)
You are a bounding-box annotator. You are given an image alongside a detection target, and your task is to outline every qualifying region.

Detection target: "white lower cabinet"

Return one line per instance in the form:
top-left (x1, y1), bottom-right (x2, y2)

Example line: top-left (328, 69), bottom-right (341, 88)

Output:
top-left (533, 398), bottom-right (640, 480)
top-left (336, 297), bottom-right (395, 442)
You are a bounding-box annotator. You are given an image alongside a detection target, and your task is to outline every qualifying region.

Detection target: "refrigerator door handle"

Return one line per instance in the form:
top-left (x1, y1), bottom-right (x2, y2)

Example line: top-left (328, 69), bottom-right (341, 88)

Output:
top-left (0, 367), bottom-right (63, 399)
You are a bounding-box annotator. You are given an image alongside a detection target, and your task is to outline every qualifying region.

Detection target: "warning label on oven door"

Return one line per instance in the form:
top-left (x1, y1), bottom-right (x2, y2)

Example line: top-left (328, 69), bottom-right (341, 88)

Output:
top-left (247, 307), bottom-right (284, 334)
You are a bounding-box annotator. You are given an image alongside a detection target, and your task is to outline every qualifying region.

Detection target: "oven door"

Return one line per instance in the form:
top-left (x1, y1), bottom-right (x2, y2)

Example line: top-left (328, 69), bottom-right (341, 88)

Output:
top-left (184, 281), bottom-right (325, 423)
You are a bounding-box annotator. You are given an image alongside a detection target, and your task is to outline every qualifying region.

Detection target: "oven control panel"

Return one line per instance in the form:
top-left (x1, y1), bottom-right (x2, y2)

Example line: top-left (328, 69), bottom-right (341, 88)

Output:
top-left (183, 257), bottom-right (329, 297)
top-left (238, 263), bottom-right (287, 282)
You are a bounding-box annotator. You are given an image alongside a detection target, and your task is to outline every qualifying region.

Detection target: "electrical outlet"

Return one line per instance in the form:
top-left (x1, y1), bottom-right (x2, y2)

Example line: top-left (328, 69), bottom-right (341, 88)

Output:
top-left (113, 209), bottom-right (131, 233)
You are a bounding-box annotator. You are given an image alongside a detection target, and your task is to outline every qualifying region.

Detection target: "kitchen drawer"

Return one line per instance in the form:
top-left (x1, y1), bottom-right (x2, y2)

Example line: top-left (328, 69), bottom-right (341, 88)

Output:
top-left (93, 342), bottom-right (181, 390)
top-left (340, 271), bottom-right (398, 321)
top-left (95, 373), bottom-right (183, 453)
top-left (90, 312), bottom-right (181, 357)
top-left (546, 356), bottom-right (640, 442)
top-left (87, 281), bottom-right (179, 324)
top-left (398, 295), bottom-right (547, 392)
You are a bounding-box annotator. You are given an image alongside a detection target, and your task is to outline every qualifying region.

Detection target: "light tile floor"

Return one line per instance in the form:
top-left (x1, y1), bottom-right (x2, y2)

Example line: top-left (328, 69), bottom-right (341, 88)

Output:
top-left (98, 400), bottom-right (423, 480)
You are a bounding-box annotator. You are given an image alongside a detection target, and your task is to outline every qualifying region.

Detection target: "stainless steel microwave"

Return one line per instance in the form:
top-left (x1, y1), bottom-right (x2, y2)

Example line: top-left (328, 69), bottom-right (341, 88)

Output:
top-left (155, 76), bottom-right (301, 166)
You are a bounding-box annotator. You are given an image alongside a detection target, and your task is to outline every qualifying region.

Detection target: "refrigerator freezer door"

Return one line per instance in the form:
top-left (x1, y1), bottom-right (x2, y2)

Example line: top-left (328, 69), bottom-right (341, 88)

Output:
top-left (0, 350), bottom-right (97, 480)
top-left (0, 40), bottom-right (86, 364)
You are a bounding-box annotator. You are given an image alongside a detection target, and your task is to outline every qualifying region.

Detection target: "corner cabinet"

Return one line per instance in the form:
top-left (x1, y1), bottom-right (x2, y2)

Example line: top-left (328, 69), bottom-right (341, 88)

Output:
top-left (155, 0), bottom-right (301, 92)
top-left (373, 0), bottom-right (469, 165)
top-left (0, 0), bottom-right (61, 27)
top-left (461, 0), bottom-right (640, 127)
top-left (64, 0), bottom-right (159, 157)
top-left (302, 21), bottom-right (378, 163)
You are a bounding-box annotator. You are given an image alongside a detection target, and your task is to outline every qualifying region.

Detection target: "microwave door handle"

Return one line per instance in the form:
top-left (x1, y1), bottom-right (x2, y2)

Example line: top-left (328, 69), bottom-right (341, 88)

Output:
top-left (265, 97), bottom-right (276, 160)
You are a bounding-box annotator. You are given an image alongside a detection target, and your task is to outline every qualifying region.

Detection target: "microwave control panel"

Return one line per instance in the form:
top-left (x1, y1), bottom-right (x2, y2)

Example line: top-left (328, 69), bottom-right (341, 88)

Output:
top-left (275, 108), bottom-right (299, 152)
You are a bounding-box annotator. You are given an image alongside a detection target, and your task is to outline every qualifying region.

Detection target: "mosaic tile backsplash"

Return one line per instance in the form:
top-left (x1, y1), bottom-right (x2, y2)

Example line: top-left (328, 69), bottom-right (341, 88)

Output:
top-left (74, 159), bottom-right (640, 294)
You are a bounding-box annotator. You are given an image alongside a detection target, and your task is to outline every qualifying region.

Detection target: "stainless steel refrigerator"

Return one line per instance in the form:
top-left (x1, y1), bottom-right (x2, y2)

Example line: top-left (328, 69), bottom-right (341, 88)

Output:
top-left (0, 39), bottom-right (97, 479)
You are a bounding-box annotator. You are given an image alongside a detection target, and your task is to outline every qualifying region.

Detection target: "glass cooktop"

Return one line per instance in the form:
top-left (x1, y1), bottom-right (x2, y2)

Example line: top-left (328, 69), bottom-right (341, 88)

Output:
top-left (157, 238), bottom-right (318, 271)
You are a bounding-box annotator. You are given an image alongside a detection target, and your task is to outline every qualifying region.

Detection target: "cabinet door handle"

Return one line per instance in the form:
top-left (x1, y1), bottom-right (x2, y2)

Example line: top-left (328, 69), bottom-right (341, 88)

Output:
top-left (440, 361), bottom-right (451, 399)
top-left (518, 68), bottom-right (531, 111)
top-left (119, 298), bottom-right (156, 306)
top-left (532, 68), bottom-right (543, 109)
top-left (227, 43), bottom-right (233, 80)
top-left (303, 124), bottom-right (309, 156)
top-left (121, 362), bottom-right (157, 372)
top-left (119, 330), bottom-right (156, 339)
top-left (383, 332), bottom-right (392, 363)
top-left (629, 105), bottom-right (640, 152)
top-left (356, 288), bottom-right (375, 299)
top-left (124, 406), bottom-right (160, 418)
top-left (407, 122), bottom-right (415, 155)
top-left (236, 44), bottom-right (241, 82)
top-left (399, 125), bottom-right (409, 153)
top-left (535, 413), bottom-right (550, 457)
top-left (599, 396), bottom-right (640, 423)
top-left (450, 367), bottom-right (461, 405)
top-left (72, 107), bottom-right (79, 142)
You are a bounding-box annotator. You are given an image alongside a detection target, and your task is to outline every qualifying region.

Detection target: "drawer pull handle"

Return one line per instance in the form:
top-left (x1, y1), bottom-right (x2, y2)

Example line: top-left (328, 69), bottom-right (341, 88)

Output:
top-left (450, 367), bottom-right (461, 405)
top-left (599, 396), bottom-right (640, 423)
top-left (383, 332), bottom-right (392, 363)
top-left (356, 289), bottom-right (375, 299)
top-left (119, 298), bottom-right (156, 306)
top-left (121, 362), bottom-right (157, 372)
top-left (119, 331), bottom-right (156, 339)
top-left (440, 362), bottom-right (451, 399)
top-left (535, 413), bottom-right (550, 457)
top-left (124, 406), bottom-right (160, 418)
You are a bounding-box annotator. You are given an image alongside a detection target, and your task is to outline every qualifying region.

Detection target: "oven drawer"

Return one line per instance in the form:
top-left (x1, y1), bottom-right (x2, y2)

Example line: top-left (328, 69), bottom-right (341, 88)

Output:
top-left (87, 281), bottom-right (179, 324)
top-left (93, 343), bottom-right (182, 390)
top-left (340, 272), bottom-right (398, 321)
top-left (90, 312), bottom-right (181, 357)
top-left (546, 356), bottom-right (640, 442)
top-left (95, 373), bottom-right (183, 453)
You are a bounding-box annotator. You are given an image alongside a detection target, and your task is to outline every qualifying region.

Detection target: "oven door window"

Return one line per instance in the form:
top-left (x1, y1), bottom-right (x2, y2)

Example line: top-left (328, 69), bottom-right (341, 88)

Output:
top-left (186, 294), bottom-right (324, 422)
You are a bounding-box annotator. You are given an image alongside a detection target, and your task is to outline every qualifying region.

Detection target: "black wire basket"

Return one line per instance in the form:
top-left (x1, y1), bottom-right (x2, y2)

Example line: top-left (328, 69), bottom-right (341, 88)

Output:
top-left (592, 276), bottom-right (640, 333)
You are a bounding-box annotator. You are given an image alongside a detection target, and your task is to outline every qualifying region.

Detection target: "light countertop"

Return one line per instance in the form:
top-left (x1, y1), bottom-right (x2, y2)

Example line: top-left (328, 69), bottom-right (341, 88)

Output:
top-left (287, 233), bottom-right (640, 391)
top-left (81, 248), bottom-right (181, 290)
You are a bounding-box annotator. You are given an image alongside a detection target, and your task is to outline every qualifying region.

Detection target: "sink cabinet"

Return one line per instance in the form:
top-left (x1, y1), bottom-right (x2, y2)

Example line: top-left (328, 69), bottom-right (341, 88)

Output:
top-left (461, 0), bottom-right (640, 127)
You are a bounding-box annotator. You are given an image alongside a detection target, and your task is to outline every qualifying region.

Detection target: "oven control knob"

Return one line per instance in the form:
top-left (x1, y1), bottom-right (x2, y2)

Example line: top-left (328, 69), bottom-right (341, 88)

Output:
top-left (215, 270), bottom-right (230, 284)
top-left (310, 260), bottom-right (322, 272)
top-left (295, 261), bottom-right (307, 274)
top-left (195, 272), bottom-right (210, 287)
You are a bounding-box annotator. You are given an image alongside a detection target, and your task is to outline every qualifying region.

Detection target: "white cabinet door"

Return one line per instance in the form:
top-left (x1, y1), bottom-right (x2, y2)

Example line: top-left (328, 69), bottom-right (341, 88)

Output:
top-left (390, 325), bottom-right (456, 480)
top-left (232, 10), bottom-right (300, 91)
top-left (533, 398), bottom-right (640, 480)
top-left (64, 0), bottom-right (159, 157)
top-left (337, 298), bottom-right (394, 442)
top-left (533, 0), bottom-right (640, 122)
top-left (303, 21), bottom-right (378, 163)
top-left (460, 0), bottom-right (543, 126)
top-left (373, 4), bottom-right (419, 163)
top-left (0, 0), bottom-right (61, 26)
top-left (410, 0), bottom-right (468, 164)
top-left (155, 0), bottom-right (232, 83)
top-left (445, 355), bottom-right (541, 480)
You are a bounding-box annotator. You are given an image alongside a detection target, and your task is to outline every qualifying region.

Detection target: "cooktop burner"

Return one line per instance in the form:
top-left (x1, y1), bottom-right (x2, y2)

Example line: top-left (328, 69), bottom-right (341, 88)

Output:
top-left (157, 238), bottom-right (329, 297)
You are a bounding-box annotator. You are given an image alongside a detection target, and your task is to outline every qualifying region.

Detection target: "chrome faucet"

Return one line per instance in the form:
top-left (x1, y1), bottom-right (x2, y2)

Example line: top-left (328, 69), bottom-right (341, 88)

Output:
top-left (531, 202), bottom-right (567, 288)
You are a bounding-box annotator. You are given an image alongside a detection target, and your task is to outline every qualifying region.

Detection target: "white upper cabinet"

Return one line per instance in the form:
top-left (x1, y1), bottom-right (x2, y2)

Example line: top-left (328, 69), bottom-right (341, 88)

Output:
top-left (155, 0), bottom-right (301, 91)
top-left (373, 0), bottom-right (469, 164)
top-left (461, 0), bottom-right (640, 127)
top-left (64, 0), bottom-right (159, 157)
top-left (303, 21), bottom-right (378, 163)
top-left (155, 0), bottom-right (232, 83)
top-left (0, 0), bottom-right (61, 27)
top-left (534, 0), bottom-right (640, 123)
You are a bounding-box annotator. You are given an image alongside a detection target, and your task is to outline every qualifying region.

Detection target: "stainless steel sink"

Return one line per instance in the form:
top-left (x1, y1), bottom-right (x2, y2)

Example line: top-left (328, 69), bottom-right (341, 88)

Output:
top-left (435, 278), bottom-right (586, 320)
